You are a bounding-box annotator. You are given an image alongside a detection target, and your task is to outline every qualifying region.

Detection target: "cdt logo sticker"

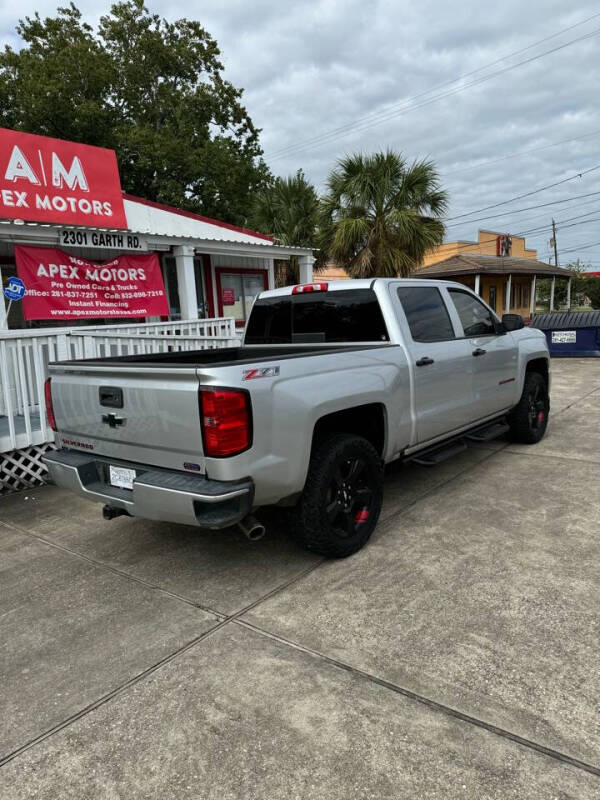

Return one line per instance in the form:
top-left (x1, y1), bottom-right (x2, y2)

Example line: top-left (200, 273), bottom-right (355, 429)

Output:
top-left (243, 366), bottom-right (280, 381)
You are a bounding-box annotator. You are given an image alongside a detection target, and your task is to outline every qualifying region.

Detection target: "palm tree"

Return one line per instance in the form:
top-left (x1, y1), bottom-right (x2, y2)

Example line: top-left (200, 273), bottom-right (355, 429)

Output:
top-left (250, 170), bottom-right (318, 285)
top-left (317, 150), bottom-right (447, 278)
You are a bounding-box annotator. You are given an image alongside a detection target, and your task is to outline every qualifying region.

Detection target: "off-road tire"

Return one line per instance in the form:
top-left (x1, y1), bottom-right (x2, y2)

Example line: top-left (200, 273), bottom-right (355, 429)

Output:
top-left (507, 372), bottom-right (550, 444)
top-left (294, 434), bottom-right (383, 558)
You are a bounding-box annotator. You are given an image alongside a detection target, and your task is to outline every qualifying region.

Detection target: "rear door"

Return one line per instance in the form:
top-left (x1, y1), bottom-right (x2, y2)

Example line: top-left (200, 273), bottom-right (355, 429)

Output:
top-left (446, 288), bottom-right (518, 417)
top-left (393, 284), bottom-right (475, 443)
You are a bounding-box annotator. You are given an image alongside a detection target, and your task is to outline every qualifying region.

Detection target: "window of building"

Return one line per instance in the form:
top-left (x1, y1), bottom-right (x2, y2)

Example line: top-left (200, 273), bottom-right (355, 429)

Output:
top-left (449, 289), bottom-right (497, 337)
top-left (162, 256), bottom-right (208, 319)
top-left (220, 272), bottom-right (266, 324)
top-left (523, 284), bottom-right (530, 310)
top-left (488, 285), bottom-right (497, 312)
top-left (396, 286), bottom-right (455, 342)
top-left (514, 283), bottom-right (522, 308)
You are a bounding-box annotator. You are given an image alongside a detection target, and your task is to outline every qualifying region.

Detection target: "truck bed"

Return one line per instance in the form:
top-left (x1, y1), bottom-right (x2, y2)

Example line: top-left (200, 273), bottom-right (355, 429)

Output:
top-left (52, 344), bottom-right (393, 369)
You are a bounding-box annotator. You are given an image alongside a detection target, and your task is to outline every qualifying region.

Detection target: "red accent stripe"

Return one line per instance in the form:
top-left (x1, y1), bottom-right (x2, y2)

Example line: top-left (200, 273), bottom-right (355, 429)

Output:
top-left (499, 377), bottom-right (516, 385)
top-left (122, 193), bottom-right (274, 242)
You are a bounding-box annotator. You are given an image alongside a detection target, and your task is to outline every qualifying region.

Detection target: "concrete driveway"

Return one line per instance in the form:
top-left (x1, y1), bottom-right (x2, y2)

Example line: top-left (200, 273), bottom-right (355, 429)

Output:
top-left (1, 359), bottom-right (599, 799)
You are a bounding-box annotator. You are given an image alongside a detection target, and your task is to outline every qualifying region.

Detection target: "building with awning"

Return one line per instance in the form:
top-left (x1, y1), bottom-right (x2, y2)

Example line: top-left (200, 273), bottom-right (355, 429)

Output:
top-left (0, 128), bottom-right (315, 331)
top-left (417, 253), bottom-right (572, 319)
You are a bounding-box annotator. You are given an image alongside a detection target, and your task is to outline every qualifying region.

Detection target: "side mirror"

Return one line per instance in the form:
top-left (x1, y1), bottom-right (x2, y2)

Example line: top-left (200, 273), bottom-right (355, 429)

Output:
top-left (502, 313), bottom-right (524, 331)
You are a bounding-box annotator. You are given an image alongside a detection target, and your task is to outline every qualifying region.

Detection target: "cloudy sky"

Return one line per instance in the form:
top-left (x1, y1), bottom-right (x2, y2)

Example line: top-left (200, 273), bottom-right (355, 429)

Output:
top-left (2, 0), bottom-right (599, 267)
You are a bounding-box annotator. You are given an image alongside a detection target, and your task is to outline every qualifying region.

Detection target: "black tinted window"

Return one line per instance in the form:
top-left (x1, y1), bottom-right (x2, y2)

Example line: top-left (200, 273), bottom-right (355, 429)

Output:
top-left (397, 287), bottom-right (455, 342)
top-left (245, 289), bottom-right (389, 344)
top-left (449, 290), bottom-right (496, 337)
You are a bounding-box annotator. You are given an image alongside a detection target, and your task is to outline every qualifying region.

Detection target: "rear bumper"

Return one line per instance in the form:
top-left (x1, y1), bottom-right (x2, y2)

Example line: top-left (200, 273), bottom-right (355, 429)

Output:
top-left (43, 449), bottom-right (254, 530)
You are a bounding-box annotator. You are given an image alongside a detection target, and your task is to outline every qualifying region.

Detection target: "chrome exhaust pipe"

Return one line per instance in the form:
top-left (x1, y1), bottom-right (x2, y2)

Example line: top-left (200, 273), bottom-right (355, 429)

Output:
top-left (237, 514), bottom-right (266, 541)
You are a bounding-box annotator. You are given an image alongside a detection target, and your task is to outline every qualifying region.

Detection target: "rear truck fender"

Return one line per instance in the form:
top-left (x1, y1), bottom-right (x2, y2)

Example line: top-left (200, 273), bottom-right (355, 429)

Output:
top-left (202, 355), bottom-right (411, 507)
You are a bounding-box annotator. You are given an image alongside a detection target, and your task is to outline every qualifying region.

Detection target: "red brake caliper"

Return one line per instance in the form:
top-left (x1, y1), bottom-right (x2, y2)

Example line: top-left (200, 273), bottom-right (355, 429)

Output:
top-left (354, 509), bottom-right (370, 524)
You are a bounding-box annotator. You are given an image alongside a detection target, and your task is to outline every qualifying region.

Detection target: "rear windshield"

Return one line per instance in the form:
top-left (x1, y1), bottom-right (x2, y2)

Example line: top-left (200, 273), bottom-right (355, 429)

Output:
top-left (244, 289), bottom-right (389, 344)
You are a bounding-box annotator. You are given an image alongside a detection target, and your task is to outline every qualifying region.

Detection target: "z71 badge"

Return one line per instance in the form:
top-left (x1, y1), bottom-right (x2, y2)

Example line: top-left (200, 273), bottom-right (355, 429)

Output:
top-left (243, 366), bottom-right (280, 380)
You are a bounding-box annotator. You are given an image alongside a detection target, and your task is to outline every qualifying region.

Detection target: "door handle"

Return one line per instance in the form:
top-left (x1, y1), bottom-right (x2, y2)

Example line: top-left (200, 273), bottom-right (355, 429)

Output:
top-left (416, 356), bottom-right (435, 367)
top-left (472, 348), bottom-right (487, 357)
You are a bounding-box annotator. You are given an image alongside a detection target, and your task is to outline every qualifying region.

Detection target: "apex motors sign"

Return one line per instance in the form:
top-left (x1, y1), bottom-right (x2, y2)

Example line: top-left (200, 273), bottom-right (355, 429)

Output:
top-left (0, 128), bottom-right (127, 228)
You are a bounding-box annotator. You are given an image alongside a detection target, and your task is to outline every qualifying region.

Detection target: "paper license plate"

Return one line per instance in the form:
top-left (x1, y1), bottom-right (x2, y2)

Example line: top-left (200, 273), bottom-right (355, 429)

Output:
top-left (109, 465), bottom-right (136, 490)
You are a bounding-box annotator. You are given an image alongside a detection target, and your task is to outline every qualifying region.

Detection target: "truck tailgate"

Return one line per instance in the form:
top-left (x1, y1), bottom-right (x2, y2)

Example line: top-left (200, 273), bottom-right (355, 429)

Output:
top-left (49, 364), bottom-right (205, 472)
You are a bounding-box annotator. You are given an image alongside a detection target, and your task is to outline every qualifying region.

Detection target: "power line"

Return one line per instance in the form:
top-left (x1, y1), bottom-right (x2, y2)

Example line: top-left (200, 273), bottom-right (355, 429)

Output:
top-left (445, 163), bottom-right (600, 221)
top-left (269, 20), bottom-right (600, 160)
top-left (462, 196), bottom-right (600, 233)
top-left (267, 18), bottom-right (600, 161)
top-left (558, 239), bottom-right (600, 255)
top-left (440, 129), bottom-right (600, 179)
top-left (444, 190), bottom-right (600, 229)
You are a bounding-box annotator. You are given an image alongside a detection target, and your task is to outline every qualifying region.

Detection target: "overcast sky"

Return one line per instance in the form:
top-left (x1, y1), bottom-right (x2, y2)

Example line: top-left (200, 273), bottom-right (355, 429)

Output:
top-left (2, 0), bottom-right (599, 267)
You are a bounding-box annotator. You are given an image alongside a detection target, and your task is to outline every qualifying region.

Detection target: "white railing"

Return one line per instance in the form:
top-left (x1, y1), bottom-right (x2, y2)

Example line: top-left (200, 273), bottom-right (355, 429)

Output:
top-left (0, 318), bottom-right (239, 453)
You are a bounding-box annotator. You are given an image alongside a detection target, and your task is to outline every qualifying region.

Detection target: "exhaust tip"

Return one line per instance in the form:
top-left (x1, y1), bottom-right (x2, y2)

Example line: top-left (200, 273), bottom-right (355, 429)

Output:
top-left (237, 514), bottom-right (266, 541)
top-left (102, 504), bottom-right (129, 521)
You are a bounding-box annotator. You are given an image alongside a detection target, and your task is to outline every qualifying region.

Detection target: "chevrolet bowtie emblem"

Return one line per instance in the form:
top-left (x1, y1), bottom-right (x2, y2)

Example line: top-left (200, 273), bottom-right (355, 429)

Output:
top-left (101, 412), bottom-right (125, 428)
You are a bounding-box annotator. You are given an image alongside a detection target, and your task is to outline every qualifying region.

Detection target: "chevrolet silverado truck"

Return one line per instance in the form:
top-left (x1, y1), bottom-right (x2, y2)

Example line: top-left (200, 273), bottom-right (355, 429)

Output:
top-left (43, 279), bottom-right (550, 557)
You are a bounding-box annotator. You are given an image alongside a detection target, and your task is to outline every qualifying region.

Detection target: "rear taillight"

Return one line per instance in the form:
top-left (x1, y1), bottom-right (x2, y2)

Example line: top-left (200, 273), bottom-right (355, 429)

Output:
top-left (44, 377), bottom-right (57, 431)
top-left (200, 387), bottom-right (252, 457)
top-left (292, 282), bottom-right (328, 294)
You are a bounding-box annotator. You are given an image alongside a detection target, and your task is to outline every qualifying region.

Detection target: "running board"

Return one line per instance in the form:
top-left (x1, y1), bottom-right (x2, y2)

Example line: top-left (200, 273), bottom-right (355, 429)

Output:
top-left (465, 421), bottom-right (510, 442)
top-left (407, 440), bottom-right (468, 466)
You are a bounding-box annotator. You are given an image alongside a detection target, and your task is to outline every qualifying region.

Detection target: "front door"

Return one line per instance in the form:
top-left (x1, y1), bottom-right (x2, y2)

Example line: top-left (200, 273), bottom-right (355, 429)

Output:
top-left (393, 284), bottom-right (475, 444)
top-left (447, 288), bottom-right (518, 418)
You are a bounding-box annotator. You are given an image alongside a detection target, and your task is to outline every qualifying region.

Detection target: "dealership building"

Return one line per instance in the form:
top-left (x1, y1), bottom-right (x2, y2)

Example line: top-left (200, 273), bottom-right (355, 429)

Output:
top-left (0, 129), bottom-right (314, 331)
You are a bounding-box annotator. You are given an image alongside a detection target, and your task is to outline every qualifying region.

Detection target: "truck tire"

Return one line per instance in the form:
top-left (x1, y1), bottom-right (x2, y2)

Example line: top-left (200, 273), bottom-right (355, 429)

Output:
top-left (294, 434), bottom-right (383, 558)
top-left (507, 372), bottom-right (549, 444)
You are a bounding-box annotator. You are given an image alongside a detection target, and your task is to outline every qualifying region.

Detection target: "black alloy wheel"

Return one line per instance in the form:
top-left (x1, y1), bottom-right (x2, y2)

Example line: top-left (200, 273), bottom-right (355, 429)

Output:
top-left (294, 434), bottom-right (384, 558)
top-left (325, 456), bottom-right (376, 537)
top-left (508, 371), bottom-right (550, 444)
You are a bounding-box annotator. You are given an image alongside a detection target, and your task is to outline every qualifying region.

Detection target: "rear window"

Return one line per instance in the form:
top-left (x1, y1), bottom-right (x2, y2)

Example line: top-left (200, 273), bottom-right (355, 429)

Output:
top-left (245, 289), bottom-right (389, 344)
top-left (397, 286), bottom-right (455, 342)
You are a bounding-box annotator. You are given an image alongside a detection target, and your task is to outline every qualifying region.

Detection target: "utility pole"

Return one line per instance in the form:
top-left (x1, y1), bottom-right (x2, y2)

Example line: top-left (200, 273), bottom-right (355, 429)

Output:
top-left (551, 218), bottom-right (559, 267)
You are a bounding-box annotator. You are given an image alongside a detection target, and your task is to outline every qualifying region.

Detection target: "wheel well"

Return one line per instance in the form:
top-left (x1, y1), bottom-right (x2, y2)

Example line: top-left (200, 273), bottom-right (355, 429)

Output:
top-left (312, 403), bottom-right (386, 457)
top-left (526, 357), bottom-right (549, 386)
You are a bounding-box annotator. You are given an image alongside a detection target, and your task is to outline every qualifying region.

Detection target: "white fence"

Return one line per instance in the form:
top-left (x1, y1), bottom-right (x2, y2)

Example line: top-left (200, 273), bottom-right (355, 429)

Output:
top-left (0, 318), bottom-right (239, 453)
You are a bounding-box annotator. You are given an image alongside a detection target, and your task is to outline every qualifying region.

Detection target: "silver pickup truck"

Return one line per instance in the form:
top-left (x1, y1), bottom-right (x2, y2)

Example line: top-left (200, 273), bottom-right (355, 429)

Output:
top-left (44, 278), bottom-right (550, 557)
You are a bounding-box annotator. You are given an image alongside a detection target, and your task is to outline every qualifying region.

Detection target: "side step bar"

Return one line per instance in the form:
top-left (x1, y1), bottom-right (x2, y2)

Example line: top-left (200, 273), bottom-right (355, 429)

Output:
top-left (465, 421), bottom-right (510, 442)
top-left (406, 418), bottom-right (509, 467)
top-left (408, 440), bottom-right (467, 467)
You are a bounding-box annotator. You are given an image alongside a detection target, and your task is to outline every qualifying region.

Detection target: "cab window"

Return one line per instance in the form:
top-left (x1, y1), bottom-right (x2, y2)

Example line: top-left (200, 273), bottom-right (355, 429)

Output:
top-left (449, 290), bottom-right (497, 337)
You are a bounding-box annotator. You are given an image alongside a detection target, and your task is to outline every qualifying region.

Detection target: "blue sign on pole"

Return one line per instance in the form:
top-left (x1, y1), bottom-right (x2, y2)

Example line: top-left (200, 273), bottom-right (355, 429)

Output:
top-left (3, 276), bottom-right (26, 302)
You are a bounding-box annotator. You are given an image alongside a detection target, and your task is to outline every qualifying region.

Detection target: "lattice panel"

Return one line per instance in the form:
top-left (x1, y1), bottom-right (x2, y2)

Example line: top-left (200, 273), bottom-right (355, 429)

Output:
top-left (0, 443), bottom-right (56, 494)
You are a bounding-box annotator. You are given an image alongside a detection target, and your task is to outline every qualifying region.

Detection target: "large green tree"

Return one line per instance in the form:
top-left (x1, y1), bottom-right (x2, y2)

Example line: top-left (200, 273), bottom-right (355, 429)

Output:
top-left (578, 275), bottom-right (600, 309)
top-left (250, 170), bottom-right (318, 285)
top-left (316, 150), bottom-right (447, 277)
top-left (0, 1), bottom-right (269, 225)
top-left (250, 170), bottom-right (318, 246)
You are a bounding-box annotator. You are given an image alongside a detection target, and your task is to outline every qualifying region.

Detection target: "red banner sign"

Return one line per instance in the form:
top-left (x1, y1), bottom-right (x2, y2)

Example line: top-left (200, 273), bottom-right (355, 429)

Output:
top-left (15, 245), bottom-right (169, 321)
top-left (0, 128), bottom-right (127, 228)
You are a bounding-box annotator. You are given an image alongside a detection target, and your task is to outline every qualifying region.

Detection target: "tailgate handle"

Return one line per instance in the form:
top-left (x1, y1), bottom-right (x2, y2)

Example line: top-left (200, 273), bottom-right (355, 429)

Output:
top-left (99, 386), bottom-right (123, 408)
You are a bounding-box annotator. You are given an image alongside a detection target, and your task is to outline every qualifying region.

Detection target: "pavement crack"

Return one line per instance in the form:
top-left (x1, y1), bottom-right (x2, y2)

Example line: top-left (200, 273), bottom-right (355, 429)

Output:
top-left (234, 619), bottom-right (600, 780)
top-left (0, 519), bottom-right (226, 619)
top-left (0, 552), bottom-right (324, 769)
top-left (553, 384), bottom-right (600, 416)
